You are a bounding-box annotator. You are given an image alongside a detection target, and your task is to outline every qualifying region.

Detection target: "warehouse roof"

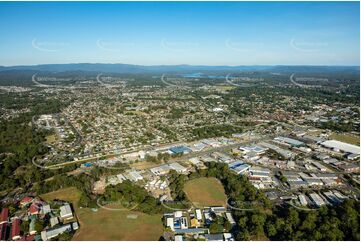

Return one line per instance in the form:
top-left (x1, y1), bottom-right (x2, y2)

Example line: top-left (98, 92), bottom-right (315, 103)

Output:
top-left (275, 136), bottom-right (304, 146)
top-left (321, 140), bottom-right (360, 154)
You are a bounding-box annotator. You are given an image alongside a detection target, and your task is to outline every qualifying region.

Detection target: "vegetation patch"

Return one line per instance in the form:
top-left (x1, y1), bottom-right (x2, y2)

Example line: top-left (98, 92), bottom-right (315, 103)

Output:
top-left (45, 134), bottom-right (57, 143)
top-left (330, 133), bottom-right (360, 145)
top-left (40, 187), bottom-right (81, 205)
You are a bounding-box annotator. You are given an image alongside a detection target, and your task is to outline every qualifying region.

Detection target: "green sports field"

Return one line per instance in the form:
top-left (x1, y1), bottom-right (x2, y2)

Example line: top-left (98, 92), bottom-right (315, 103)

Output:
top-left (40, 187), bottom-right (163, 241)
top-left (330, 133), bottom-right (360, 146)
top-left (183, 177), bottom-right (227, 207)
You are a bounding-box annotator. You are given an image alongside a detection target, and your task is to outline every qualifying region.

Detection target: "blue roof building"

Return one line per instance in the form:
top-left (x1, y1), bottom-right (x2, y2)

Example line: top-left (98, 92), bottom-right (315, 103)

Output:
top-left (170, 146), bottom-right (192, 155)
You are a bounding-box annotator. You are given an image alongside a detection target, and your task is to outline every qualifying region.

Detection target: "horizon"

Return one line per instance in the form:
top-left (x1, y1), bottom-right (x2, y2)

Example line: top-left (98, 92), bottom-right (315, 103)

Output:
top-left (0, 1), bottom-right (359, 66)
top-left (1, 62), bottom-right (360, 68)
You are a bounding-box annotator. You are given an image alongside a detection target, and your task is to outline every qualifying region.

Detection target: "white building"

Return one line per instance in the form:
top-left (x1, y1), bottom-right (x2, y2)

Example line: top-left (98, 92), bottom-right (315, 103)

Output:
top-left (125, 171), bottom-right (143, 182)
top-left (298, 194), bottom-right (308, 206)
top-left (50, 217), bottom-right (59, 227)
top-left (321, 140), bottom-right (360, 154)
top-left (169, 162), bottom-right (187, 173)
top-left (309, 193), bottom-right (326, 207)
top-left (59, 204), bottom-right (73, 220)
top-left (195, 209), bottom-right (202, 221)
top-left (166, 217), bottom-right (174, 231)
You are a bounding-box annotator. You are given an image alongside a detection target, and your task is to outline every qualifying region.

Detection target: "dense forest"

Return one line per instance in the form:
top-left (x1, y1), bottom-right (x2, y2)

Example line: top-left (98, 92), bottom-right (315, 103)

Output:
top-left (0, 93), bottom-right (71, 191)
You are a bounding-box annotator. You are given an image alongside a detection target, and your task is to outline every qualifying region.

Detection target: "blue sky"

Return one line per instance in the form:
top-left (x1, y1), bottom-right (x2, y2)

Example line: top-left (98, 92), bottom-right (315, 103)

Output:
top-left (0, 1), bottom-right (359, 66)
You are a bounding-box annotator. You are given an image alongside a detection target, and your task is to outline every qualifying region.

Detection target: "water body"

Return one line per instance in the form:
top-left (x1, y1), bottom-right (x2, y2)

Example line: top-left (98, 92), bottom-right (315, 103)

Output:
top-left (182, 73), bottom-right (225, 79)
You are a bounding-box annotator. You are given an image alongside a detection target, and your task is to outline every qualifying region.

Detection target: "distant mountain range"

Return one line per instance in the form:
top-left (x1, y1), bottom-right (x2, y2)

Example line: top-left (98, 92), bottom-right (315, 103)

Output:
top-left (0, 63), bottom-right (359, 74)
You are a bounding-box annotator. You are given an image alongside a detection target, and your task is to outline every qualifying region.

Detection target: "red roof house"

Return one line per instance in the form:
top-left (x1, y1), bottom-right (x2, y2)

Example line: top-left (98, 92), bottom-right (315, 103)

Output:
top-left (21, 234), bottom-right (35, 241)
top-left (29, 204), bottom-right (39, 215)
top-left (11, 218), bottom-right (20, 240)
top-left (20, 197), bottom-right (34, 207)
top-left (0, 208), bottom-right (9, 224)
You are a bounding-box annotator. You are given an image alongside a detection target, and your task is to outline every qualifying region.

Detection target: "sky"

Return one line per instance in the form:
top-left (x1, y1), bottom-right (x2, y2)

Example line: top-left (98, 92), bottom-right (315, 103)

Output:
top-left (0, 1), bottom-right (359, 66)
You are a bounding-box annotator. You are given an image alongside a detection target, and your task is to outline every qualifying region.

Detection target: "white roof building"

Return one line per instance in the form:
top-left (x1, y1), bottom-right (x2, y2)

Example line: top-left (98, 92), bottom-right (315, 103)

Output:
top-left (225, 212), bottom-right (235, 224)
top-left (169, 162), bottom-right (187, 173)
top-left (175, 235), bottom-right (183, 241)
top-left (41, 204), bottom-right (51, 214)
top-left (59, 204), bottom-right (73, 220)
top-left (321, 140), bottom-right (360, 154)
top-left (126, 171), bottom-right (143, 182)
top-left (174, 211), bottom-right (183, 218)
top-left (50, 217), bottom-right (59, 227)
top-left (195, 209), bottom-right (202, 221)
top-left (298, 194), bottom-right (308, 206)
top-left (150, 164), bottom-right (171, 175)
top-left (223, 233), bottom-right (234, 241)
top-left (189, 157), bottom-right (201, 165)
top-left (116, 173), bottom-right (127, 183)
top-left (166, 217), bottom-right (174, 231)
top-left (309, 193), bottom-right (326, 207)
top-left (41, 224), bottom-right (72, 241)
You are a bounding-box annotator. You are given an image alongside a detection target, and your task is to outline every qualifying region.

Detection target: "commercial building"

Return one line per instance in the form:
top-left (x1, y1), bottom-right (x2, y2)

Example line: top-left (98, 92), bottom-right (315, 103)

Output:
top-left (287, 180), bottom-right (308, 189)
top-left (41, 224), bottom-right (72, 241)
top-left (126, 171), bottom-right (143, 182)
top-left (150, 164), bottom-right (171, 175)
top-left (309, 193), bottom-right (326, 207)
top-left (228, 161), bottom-right (250, 174)
top-left (274, 137), bottom-right (305, 147)
top-left (321, 140), bottom-right (360, 154)
top-left (323, 191), bottom-right (341, 204)
top-left (150, 162), bottom-right (187, 175)
top-left (239, 145), bottom-right (267, 154)
top-left (339, 163), bottom-right (360, 173)
top-left (169, 162), bottom-right (187, 173)
top-left (304, 178), bottom-right (324, 186)
top-left (259, 142), bottom-right (295, 159)
top-left (298, 194), bottom-right (308, 206)
top-left (312, 162), bottom-right (328, 172)
top-left (170, 146), bottom-right (192, 155)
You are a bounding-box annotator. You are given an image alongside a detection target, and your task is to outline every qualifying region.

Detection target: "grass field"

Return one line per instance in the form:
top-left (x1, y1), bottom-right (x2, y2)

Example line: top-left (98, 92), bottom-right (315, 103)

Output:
top-left (130, 160), bottom-right (161, 170)
top-left (183, 177), bottom-right (227, 207)
top-left (40, 187), bottom-right (81, 205)
top-left (45, 134), bottom-right (57, 143)
top-left (40, 187), bottom-right (163, 241)
top-left (330, 133), bottom-right (360, 145)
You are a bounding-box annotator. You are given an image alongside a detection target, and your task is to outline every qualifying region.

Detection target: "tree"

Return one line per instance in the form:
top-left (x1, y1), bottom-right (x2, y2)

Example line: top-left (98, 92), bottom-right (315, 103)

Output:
top-left (34, 220), bottom-right (44, 233)
top-left (20, 220), bottom-right (30, 234)
top-left (209, 222), bottom-right (224, 234)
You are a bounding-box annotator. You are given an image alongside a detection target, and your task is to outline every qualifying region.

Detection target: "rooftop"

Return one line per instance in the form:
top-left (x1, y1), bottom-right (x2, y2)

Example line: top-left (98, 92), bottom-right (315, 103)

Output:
top-left (321, 140), bottom-right (360, 154)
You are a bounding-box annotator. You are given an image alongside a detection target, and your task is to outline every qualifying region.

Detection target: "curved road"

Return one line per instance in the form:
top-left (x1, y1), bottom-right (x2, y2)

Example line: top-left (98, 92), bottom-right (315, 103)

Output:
top-left (225, 73), bottom-right (242, 87)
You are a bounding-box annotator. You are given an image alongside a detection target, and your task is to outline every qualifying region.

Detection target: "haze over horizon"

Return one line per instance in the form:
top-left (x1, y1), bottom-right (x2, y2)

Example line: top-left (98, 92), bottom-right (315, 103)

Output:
top-left (0, 1), bottom-right (359, 66)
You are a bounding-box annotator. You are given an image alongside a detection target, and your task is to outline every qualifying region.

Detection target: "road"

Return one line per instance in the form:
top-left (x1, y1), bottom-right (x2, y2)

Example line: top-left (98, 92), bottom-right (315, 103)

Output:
top-left (225, 74), bottom-right (242, 87)
top-left (39, 134), bottom-right (265, 169)
top-left (32, 74), bottom-right (49, 87)
top-left (32, 73), bottom-right (84, 89)
top-left (289, 73), bottom-right (322, 88)
top-left (168, 136), bottom-right (263, 163)
top-left (160, 74), bottom-right (180, 87)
